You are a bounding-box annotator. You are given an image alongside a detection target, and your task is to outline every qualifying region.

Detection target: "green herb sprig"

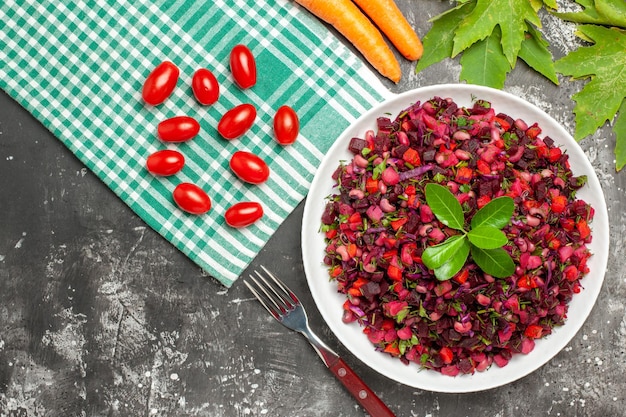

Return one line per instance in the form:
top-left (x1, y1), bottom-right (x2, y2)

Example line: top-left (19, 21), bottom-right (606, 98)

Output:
top-left (422, 183), bottom-right (515, 281)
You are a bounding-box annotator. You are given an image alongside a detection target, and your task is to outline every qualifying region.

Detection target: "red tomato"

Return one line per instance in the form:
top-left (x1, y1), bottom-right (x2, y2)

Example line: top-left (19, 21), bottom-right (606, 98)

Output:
top-left (146, 149), bottom-right (185, 176)
top-left (229, 151), bottom-right (270, 184)
top-left (158, 116), bottom-right (200, 142)
top-left (217, 104), bottom-right (256, 140)
top-left (224, 202), bottom-right (263, 228)
top-left (274, 105), bottom-right (299, 145)
top-left (230, 44), bottom-right (256, 89)
top-left (142, 61), bottom-right (179, 105)
top-left (192, 68), bottom-right (219, 105)
top-left (173, 183), bottom-right (211, 214)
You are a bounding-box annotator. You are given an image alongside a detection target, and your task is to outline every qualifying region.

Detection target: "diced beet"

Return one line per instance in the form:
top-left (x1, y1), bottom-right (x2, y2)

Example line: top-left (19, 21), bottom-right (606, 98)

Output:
top-left (377, 117), bottom-right (394, 132)
top-left (348, 137), bottom-right (367, 154)
top-left (471, 99), bottom-right (491, 115)
top-left (361, 281), bottom-right (381, 298)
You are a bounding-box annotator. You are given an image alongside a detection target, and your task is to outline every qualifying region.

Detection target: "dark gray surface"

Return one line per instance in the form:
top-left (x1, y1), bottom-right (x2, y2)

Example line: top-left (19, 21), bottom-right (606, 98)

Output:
top-left (1, 1), bottom-right (625, 416)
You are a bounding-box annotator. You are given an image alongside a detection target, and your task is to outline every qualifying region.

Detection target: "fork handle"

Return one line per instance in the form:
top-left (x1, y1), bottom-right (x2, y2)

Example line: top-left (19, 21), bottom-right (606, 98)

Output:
top-left (328, 357), bottom-right (396, 417)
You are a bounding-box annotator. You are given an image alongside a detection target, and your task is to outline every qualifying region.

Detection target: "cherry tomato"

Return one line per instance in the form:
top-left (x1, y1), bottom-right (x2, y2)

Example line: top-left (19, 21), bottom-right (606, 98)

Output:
top-left (158, 116), bottom-right (200, 142)
top-left (229, 151), bottom-right (270, 184)
top-left (142, 61), bottom-right (179, 105)
top-left (230, 44), bottom-right (256, 89)
top-left (217, 104), bottom-right (256, 140)
top-left (224, 202), bottom-right (264, 228)
top-left (192, 68), bottom-right (219, 105)
top-left (274, 105), bottom-right (299, 145)
top-left (173, 183), bottom-right (211, 214)
top-left (146, 150), bottom-right (185, 176)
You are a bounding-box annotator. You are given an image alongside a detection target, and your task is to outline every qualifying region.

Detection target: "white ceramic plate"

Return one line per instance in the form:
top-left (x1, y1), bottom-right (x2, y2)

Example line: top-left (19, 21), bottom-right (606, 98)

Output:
top-left (301, 84), bottom-right (610, 393)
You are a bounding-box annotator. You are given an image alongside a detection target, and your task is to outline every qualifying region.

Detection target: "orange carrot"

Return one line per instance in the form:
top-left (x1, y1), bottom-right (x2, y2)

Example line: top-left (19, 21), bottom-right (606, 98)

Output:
top-left (352, 0), bottom-right (423, 61)
top-left (294, 0), bottom-right (401, 83)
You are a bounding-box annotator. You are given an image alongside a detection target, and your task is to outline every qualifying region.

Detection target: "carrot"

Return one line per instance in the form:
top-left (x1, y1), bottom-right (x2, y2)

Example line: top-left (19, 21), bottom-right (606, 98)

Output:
top-left (295, 0), bottom-right (401, 83)
top-left (352, 0), bottom-right (423, 61)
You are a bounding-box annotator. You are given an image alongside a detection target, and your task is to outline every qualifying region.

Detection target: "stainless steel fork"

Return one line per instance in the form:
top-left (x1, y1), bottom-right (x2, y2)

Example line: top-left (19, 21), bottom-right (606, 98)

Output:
top-left (244, 266), bottom-right (396, 417)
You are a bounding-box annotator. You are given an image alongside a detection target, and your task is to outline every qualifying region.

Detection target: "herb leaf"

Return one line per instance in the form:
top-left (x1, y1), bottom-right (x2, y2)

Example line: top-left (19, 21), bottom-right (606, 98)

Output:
top-left (459, 26), bottom-right (510, 88)
top-left (553, 0), bottom-right (626, 28)
top-left (452, 0), bottom-right (541, 67)
top-left (422, 235), bottom-right (468, 270)
top-left (551, 0), bottom-right (605, 25)
top-left (434, 238), bottom-right (471, 281)
top-left (424, 183), bottom-right (465, 230)
top-left (467, 226), bottom-right (508, 249)
top-left (595, 0), bottom-right (626, 28)
top-left (470, 246), bottom-right (515, 278)
top-left (372, 159), bottom-right (386, 179)
top-left (471, 196), bottom-right (514, 229)
top-left (519, 24), bottom-right (559, 85)
top-left (423, 186), bottom-right (515, 280)
top-left (416, 2), bottom-right (474, 73)
top-left (554, 24), bottom-right (626, 170)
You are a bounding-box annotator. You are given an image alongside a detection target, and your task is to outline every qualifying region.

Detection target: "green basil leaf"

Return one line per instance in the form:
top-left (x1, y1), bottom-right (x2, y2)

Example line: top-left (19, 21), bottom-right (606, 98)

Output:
top-left (422, 235), bottom-right (468, 270)
top-left (425, 183), bottom-right (465, 231)
top-left (433, 238), bottom-right (471, 281)
top-left (467, 226), bottom-right (508, 249)
top-left (471, 196), bottom-right (514, 229)
top-left (470, 246), bottom-right (516, 278)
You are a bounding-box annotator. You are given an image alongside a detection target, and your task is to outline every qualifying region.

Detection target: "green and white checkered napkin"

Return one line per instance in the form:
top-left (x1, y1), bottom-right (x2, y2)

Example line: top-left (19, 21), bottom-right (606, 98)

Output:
top-left (1, 0), bottom-right (390, 286)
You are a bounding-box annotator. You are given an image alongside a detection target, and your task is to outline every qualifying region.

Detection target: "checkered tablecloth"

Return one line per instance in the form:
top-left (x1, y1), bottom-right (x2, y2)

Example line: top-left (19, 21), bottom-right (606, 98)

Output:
top-left (0, 0), bottom-right (390, 286)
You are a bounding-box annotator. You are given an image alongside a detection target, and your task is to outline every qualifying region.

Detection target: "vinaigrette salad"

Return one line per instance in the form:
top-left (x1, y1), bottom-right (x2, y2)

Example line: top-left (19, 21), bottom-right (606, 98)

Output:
top-left (321, 96), bottom-right (594, 375)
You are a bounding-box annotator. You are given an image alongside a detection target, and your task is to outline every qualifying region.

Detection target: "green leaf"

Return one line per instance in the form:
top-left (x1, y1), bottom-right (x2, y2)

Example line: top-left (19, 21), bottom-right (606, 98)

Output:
top-left (530, 0), bottom-right (557, 11)
top-left (415, 2), bottom-right (474, 73)
top-left (433, 239), bottom-right (471, 281)
top-left (540, 0), bottom-right (557, 10)
top-left (615, 99), bottom-right (626, 171)
top-left (467, 226), bottom-right (508, 249)
top-left (552, 0), bottom-right (626, 29)
top-left (452, 0), bottom-right (541, 67)
top-left (470, 246), bottom-right (515, 278)
top-left (471, 196), bottom-right (514, 229)
top-left (424, 183), bottom-right (465, 231)
top-left (595, 0), bottom-right (626, 29)
top-left (422, 235), bottom-right (468, 270)
top-left (519, 24), bottom-right (559, 85)
top-left (551, 0), bottom-right (607, 25)
top-left (555, 25), bottom-right (626, 150)
top-left (372, 159), bottom-right (386, 179)
top-left (529, 0), bottom-right (542, 12)
top-left (459, 26), bottom-right (511, 88)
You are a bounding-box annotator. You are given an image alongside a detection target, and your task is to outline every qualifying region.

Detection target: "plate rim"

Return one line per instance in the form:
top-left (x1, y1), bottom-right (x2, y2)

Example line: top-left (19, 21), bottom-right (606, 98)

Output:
top-left (301, 84), bottom-right (610, 393)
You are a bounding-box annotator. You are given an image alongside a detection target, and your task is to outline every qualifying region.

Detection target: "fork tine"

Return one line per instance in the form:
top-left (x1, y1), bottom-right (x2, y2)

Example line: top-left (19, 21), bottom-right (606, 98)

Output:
top-left (245, 266), bottom-right (302, 321)
top-left (258, 265), bottom-right (299, 305)
top-left (252, 273), bottom-right (289, 311)
top-left (243, 278), bottom-right (281, 320)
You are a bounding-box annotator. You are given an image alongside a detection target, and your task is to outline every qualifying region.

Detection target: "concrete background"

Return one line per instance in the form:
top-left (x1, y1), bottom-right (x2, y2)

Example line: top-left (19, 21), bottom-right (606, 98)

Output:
top-left (1, 1), bottom-right (625, 416)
